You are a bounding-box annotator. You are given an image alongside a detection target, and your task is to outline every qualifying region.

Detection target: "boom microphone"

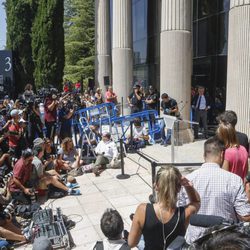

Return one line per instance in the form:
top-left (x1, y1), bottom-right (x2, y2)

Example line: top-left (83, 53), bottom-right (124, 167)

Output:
top-left (190, 214), bottom-right (234, 228)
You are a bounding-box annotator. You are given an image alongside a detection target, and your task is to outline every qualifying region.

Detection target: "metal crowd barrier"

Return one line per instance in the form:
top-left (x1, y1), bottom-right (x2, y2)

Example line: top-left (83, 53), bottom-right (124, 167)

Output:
top-left (137, 150), bottom-right (203, 202)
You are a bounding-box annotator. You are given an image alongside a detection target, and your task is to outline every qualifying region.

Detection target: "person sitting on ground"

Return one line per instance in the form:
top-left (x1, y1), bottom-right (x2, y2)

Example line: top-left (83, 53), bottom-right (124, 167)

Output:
top-left (31, 145), bottom-right (80, 195)
top-left (93, 132), bottom-right (119, 176)
top-left (217, 122), bottom-right (248, 180)
top-left (0, 210), bottom-right (33, 243)
top-left (128, 166), bottom-right (200, 250)
top-left (43, 138), bottom-right (57, 171)
top-left (217, 110), bottom-right (249, 153)
top-left (57, 137), bottom-right (84, 172)
top-left (9, 149), bottom-right (36, 204)
top-left (126, 118), bottom-right (149, 149)
top-left (93, 208), bottom-right (130, 250)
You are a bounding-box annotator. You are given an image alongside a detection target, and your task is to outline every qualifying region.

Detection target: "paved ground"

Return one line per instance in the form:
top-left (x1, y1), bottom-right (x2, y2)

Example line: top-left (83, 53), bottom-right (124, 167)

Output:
top-left (17, 140), bottom-right (205, 250)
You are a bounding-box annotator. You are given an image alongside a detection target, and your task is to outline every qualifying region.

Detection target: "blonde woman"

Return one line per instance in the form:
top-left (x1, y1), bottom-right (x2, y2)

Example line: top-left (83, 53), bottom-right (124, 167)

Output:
top-left (217, 122), bottom-right (248, 180)
top-left (128, 166), bottom-right (200, 250)
top-left (57, 137), bottom-right (84, 171)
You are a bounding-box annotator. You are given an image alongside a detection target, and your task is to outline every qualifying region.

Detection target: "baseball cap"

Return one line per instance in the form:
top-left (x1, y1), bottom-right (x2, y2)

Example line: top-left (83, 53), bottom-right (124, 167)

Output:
top-left (4, 95), bottom-right (9, 100)
top-left (33, 138), bottom-right (44, 147)
top-left (32, 236), bottom-right (52, 250)
top-left (10, 109), bottom-right (22, 117)
top-left (133, 84), bottom-right (141, 89)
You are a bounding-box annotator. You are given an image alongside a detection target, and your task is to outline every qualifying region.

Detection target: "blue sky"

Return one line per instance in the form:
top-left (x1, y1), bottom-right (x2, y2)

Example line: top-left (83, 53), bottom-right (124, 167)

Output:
top-left (0, 0), bottom-right (6, 49)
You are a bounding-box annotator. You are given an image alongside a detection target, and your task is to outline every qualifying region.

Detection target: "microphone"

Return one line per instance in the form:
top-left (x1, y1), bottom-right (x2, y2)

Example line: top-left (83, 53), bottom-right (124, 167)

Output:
top-left (190, 214), bottom-right (234, 228)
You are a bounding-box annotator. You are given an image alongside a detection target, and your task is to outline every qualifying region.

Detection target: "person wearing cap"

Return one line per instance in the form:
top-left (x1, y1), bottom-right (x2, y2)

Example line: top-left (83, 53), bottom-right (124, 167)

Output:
top-left (191, 85), bottom-right (211, 139)
top-left (160, 93), bottom-right (179, 146)
top-left (105, 86), bottom-right (118, 104)
top-left (8, 109), bottom-right (23, 158)
top-left (93, 132), bottom-right (118, 176)
top-left (31, 145), bottom-right (81, 196)
top-left (127, 84), bottom-right (143, 114)
top-left (145, 86), bottom-right (158, 111)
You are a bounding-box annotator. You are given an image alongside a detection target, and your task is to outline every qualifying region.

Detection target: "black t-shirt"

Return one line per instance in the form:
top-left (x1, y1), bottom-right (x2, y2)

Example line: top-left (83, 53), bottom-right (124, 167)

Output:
top-left (146, 93), bottom-right (158, 110)
top-left (236, 131), bottom-right (249, 153)
top-left (161, 98), bottom-right (177, 116)
top-left (129, 92), bottom-right (143, 110)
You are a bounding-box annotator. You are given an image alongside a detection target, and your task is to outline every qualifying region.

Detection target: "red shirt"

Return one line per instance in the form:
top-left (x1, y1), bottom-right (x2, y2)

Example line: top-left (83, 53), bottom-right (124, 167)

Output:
top-left (44, 98), bottom-right (57, 122)
top-left (75, 82), bottom-right (81, 89)
top-left (9, 158), bottom-right (33, 192)
top-left (105, 91), bottom-right (117, 103)
top-left (224, 145), bottom-right (248, 181)
top-left (8, 122), bottom-right (20, 148)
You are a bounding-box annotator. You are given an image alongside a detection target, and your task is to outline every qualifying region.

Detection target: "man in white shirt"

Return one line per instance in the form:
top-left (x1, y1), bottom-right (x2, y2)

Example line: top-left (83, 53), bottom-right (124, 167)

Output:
top-left (178, 137), bottom-right (250, 244)
top-left (93, 132), bottom-right (118, 176)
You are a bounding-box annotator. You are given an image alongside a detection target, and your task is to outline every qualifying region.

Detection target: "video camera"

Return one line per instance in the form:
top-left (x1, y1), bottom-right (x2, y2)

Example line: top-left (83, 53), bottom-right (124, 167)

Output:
top-left (1, 199), bottom-right (17, 220)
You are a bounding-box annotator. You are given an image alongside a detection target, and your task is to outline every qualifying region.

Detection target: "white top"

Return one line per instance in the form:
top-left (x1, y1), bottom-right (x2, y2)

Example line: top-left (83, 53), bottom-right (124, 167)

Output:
top-left (178, 162), bottom-right (250, 244)
top-left (133, 126), bottom-right (148, 140)
top-left (95, 140), bottom-right (118, 160)
top-left (91, 239), bottom-right (128, 250)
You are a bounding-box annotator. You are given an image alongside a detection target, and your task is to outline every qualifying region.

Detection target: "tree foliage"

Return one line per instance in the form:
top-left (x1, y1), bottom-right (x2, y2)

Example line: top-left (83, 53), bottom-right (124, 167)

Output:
top-left (5, 0), bottom-right (36, 93)
top-left (64, 0), bottom-right (95, 83)
top-left (32, 0), bottom-right (64, 89)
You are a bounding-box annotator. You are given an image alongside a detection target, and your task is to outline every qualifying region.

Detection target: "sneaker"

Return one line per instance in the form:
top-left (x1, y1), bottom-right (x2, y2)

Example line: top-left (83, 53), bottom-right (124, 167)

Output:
top-left (68, 189), bottom-right (81, 196)
top-left (66, 183), bottom-right (80, 189)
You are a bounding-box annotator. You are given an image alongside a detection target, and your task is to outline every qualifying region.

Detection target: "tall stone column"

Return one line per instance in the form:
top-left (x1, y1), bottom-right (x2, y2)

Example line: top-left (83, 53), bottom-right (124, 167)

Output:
top-left (112, 0), bottom-right (133, 114)
top-left (226, 1), bottom-right (250, 136)
top-left (95, 0), bottom-right (111, 91)
top-left (160, 0), bottom-right (192, 120)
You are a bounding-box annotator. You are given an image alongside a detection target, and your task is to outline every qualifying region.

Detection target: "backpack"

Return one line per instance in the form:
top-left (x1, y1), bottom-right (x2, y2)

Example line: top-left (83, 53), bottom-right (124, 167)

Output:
top-left (93, 241), bottom-right (130, 250)
top-left (16, 203), bottom-right (41, 219)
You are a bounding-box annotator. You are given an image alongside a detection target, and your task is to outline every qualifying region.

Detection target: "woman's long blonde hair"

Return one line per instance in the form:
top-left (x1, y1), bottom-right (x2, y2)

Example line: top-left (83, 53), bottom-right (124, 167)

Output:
top-left (217, 122), bottom-right (239, 148)
top-left (155, 166), bottom-right (182, 209)
top-left (61, 137), bottom-right (73, 153)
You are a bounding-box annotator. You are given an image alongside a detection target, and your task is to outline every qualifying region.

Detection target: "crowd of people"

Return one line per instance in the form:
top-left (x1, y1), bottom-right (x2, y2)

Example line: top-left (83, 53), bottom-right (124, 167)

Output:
top-left (0, 82), bottom-right (249, 249)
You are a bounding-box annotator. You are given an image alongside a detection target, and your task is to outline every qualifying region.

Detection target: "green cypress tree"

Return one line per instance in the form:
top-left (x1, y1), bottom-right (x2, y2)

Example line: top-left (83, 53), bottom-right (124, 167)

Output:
top-left (5, 0), bottom-right (35, 93)
top-left (64, 0), bottom-right (95, 83)
top-left (32, 0), bottom-right (64, 89)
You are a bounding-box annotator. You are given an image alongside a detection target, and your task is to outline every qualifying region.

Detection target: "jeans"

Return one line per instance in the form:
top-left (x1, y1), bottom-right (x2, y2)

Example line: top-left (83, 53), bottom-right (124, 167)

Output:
top-left (160, 120), bottom-right (171, 144)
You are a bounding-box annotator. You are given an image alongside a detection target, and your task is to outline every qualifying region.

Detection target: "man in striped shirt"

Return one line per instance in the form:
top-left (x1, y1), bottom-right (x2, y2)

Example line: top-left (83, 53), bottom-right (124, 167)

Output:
top-left (179, 137), bottom-right (250, 244)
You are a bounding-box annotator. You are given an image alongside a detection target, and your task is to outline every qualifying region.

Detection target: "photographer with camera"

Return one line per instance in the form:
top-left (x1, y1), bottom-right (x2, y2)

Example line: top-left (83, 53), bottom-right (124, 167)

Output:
top-left (127, 84), bottom-right (143, 114)
top-left (0, 199), bottom-right (33, 243)
top-left (8, 149), bottom-right (35, 204)
top-left (58, 99), bottom-right (75, 141)
top-left (44, 89), bottom-right (59, 140)
top-left (7, 109), bottom-right (23, 158)
top-left (31, 145), bottom-right (81, 196)
top-left (24, 99), bottom-right (44, 146)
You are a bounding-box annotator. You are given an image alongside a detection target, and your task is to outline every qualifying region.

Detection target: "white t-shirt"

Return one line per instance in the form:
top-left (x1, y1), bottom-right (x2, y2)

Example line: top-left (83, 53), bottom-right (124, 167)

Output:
top-left (133, 126), bottom-right (148, 140)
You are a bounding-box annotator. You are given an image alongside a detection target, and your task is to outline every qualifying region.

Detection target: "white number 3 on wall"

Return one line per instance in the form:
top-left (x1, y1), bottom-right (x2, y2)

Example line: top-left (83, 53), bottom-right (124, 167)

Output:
top-left (5, 57), bottom-right (12, 72)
